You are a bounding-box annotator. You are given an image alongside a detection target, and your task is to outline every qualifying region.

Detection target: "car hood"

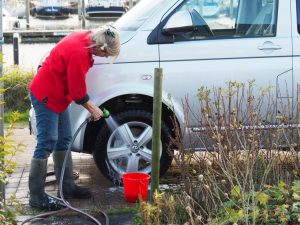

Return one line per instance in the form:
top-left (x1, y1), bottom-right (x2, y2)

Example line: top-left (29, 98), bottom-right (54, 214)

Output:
top-left (120, 30), bottom-right (137, 44)
top-left (92, 30), bottom-right (138, 64)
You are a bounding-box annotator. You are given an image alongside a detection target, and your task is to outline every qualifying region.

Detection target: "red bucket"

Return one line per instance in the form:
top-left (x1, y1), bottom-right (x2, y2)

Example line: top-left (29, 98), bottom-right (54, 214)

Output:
top-left (122, 172), bottom-right (151, 203)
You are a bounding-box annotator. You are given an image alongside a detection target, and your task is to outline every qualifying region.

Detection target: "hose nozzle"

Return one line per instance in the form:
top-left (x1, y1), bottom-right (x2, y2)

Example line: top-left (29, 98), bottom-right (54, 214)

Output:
top-left (102, 108), bottom-right (110, 118)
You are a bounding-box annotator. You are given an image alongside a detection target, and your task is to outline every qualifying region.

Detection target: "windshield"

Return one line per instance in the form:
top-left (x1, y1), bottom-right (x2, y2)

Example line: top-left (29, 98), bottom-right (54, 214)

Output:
top-left (114, 0), bottom-right (167, 31)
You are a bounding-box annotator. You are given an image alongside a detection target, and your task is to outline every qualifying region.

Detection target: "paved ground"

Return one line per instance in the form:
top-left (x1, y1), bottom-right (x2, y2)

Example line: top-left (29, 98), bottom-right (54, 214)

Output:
top-left (5, 128), bottom-right (137, 225)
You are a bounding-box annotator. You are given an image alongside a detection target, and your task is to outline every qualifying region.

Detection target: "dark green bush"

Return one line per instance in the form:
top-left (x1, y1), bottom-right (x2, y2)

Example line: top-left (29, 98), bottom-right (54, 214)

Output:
top-left (3, 66), bottom-right (34, 112)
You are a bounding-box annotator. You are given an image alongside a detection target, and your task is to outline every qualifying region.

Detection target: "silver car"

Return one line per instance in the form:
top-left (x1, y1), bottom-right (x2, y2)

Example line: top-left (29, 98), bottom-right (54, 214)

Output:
top-left (30, 0), bottom-right (300, 181)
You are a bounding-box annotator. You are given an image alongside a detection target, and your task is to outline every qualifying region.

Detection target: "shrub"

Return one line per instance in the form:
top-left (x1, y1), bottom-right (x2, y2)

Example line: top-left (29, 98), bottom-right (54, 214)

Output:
top-left (211, 181), bottom-right (300, 225)
top-left (139, 81), bottom-right (300, 224)
top-left (0, 112), bottom-right (25, 224)
top-left (3, 66), bottom-right (34, 112)
top-left (135, 191), bottom-right (189, 225)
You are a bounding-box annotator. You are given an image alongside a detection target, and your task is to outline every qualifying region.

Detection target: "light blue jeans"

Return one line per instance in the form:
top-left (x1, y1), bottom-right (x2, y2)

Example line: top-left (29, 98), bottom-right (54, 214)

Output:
top-left (30, 92), bottom-right (72, 159)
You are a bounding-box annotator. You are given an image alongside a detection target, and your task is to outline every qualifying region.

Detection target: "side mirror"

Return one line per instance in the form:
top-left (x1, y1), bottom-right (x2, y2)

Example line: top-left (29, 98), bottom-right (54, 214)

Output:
top-left (162, 10), bottom-right (194, 35)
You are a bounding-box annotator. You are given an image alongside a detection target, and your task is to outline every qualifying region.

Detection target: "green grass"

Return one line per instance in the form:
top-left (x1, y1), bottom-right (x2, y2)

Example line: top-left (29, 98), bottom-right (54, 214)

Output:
top-left (4, 110), bottom-right (29, 126)
top-left (108, 206), bottom-right (138, 215)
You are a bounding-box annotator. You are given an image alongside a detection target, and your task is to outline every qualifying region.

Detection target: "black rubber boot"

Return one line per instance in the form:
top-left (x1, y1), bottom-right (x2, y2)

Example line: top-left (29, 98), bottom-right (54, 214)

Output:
top-left (52, 151), bottom-right (92, 199)
top-left (29, 158), bottom-right (65, 211)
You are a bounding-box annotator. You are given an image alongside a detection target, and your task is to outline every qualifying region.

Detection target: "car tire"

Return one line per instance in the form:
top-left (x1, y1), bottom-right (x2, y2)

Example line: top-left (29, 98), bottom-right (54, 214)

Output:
top-left (93, 109), bottom-right (174, 183)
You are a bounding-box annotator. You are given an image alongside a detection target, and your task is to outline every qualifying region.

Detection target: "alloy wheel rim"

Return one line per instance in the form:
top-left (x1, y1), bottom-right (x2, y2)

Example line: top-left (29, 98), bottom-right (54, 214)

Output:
top-left (106, 121), bottom-right (162, 175)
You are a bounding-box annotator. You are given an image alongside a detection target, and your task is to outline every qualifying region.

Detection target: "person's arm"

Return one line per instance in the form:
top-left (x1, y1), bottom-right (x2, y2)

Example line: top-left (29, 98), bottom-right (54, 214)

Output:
top-left (66, 53), bottom-right (102, 120)
top-left (66, 53), bottom-right (90, 105)
top-left (81, 100), bottom-right (103, 121)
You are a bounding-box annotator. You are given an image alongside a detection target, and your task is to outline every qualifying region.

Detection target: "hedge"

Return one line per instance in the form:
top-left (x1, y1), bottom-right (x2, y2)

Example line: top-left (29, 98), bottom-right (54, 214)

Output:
top-left (3, 66), bottom-right (34, 112)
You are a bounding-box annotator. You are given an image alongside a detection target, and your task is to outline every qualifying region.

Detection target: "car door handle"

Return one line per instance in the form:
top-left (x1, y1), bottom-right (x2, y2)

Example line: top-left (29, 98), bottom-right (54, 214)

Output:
top-left (258, 41), bottom-right (282, 51)
top-left (142, 75), bottom-right (152, 80)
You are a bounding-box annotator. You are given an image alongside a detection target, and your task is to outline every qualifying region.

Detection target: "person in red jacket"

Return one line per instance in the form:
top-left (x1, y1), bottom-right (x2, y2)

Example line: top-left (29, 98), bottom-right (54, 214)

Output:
top-left (29, 25), bottom-right (120, 211)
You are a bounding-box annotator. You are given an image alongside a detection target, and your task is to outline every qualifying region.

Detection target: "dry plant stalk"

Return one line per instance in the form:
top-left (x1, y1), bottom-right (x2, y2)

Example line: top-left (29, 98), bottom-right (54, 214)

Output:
top-left (138, 191), bottom-right (177, 225)
top-left (169, 81), bottom-right (300, 224)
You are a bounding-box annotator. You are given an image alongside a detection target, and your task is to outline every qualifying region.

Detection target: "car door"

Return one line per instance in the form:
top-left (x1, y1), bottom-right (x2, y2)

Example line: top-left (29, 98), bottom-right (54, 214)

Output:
top-left (154, 0), bottom-right (293, 127)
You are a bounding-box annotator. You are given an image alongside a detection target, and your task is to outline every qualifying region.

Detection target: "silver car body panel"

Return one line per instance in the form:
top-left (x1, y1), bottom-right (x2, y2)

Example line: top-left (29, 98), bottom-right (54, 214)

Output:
top-left (30, 0), bottom-right (298, 153)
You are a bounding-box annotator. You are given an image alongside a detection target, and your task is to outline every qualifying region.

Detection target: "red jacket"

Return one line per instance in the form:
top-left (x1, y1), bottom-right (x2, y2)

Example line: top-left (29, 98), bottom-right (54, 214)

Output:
top-left (30, 31), bottom-right (94, 113)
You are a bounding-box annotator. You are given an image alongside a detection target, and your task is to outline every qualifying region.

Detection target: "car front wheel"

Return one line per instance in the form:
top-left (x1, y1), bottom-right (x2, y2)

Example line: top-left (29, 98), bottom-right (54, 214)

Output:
top-left (93, 109), bottom-right (174, 183)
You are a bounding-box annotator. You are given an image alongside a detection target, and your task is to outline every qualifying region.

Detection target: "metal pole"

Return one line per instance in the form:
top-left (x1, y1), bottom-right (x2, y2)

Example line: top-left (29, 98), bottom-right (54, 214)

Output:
top-left (25, 0), bottom-right (30, 29)
top-left (81, 0), bottom-right (86, 28)
top-left (0, 0), bottom-right (5, 203)
top-left (199, 0), bottom-right (203, 15)
top-left (129, 0), bottom-right (133, 9)
top-left (13, 32), bottom-right (19, 65)
top-left (230, 0), bottom-right (234, 19)
top-left (78, 0), bottom-right (82, 21)
top-left (150, 68), bottom-right (163, 201)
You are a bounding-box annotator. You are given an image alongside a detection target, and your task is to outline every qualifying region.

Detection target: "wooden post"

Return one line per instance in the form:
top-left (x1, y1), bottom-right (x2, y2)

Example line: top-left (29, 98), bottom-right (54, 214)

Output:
top-left (150, 68), bottom-right (163, 201)
top-left (297, 84), bottom-right (300, 124)
top-left (297, 84), bottom-right (300, 149)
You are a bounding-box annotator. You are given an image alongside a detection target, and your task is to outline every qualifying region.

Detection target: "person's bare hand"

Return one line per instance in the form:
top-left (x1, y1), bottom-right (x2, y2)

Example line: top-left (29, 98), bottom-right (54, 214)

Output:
top-left (90, 106), bottom-right (103, 121)
top-left (82, 100), bottom-right (103, 121)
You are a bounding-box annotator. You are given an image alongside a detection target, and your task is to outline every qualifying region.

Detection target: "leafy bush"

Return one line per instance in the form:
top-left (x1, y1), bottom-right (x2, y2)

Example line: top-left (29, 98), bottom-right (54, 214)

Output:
top-left (135, 191), bottom-right (189, 225)
top-left (0, 112), bottom-right (25, 224)
top-left (140, 81), bottom-right (300, 224)
top-left (211, 181), bottom-right (300, 225)
top-left (4, 110), bottom-right (29, 124)
top-left (3, 66), bottom-right (34, 112)
top-left (0, 194), bottom-right (21, 225)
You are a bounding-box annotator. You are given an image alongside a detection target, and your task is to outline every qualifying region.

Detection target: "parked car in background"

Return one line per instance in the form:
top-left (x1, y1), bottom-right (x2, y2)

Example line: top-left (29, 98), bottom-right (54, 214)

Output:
top-left (30, 0), bottom-right (300, 182)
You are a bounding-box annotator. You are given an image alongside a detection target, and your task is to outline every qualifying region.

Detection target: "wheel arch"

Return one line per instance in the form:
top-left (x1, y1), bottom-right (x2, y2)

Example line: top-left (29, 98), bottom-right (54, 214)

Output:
top-left (82, 86), bottom-right (184, 154)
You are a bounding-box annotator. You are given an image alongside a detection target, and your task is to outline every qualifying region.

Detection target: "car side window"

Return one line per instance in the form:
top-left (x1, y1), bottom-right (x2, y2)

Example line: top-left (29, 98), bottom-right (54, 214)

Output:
top-left (166, 0), bottom-right (277, 41)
